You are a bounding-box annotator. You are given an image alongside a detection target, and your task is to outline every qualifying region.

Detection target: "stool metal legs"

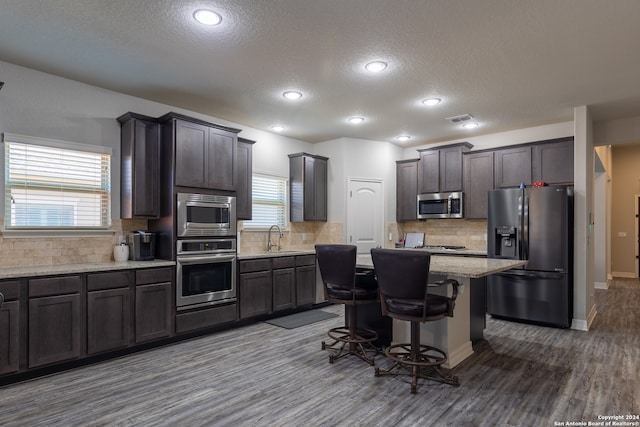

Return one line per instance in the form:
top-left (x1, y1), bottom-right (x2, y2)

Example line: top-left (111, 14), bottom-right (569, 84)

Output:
top-left (374, 321), bottom-right (459, 393)
top-left (322, 305), bottom-right (378, 365)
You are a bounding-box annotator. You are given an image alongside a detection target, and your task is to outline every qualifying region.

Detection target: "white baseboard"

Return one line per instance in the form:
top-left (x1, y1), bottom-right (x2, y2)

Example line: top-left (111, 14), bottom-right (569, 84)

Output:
top-left (611, 271), bottom-right (637, 278)
top-left (444, 340), bottom-right (474, 369)
top-left (571, 318), bottom-right (589, 331)
top-left (571, 304), bottom-right (597, 331)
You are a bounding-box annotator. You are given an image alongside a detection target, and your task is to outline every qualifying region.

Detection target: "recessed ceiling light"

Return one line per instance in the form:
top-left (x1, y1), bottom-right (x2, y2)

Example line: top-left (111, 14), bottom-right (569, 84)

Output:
top-left (283, 91), bottom-right (303, 100)
top-left (462, 122), bottom-right (480, 129)
top-left (193, 9), bottom-right (222, 25)
top-left (365, 61), bottom-right (388, 73)
top-left (396, 135), bottom-right (411, 142)
top-left (421, 98), bottom-right (441, 106)
top-left (348, 116), bottom-right (365, 124)
top-left (271, 125), bottom-right (286, 132)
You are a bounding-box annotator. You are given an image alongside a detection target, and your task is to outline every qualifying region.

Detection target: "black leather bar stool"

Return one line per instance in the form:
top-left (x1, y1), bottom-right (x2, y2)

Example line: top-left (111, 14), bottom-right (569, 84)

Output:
top-left (315, 244), bottom-right (378, 365)
top-left (370, 248), bottom-right (460, 393)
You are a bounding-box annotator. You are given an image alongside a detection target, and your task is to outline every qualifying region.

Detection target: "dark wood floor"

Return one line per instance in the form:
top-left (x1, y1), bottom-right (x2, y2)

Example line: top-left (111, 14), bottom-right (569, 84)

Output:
top-left (1, 279), bottom-right (638, 426)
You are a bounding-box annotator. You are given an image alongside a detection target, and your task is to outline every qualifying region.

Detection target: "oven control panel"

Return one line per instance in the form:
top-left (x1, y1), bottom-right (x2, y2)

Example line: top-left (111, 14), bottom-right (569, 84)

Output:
top-left (177, 238), bottom-right (236, 255)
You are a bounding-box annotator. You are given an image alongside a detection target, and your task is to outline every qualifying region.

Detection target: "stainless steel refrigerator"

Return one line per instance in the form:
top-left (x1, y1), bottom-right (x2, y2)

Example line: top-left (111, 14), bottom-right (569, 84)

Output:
top-left (487, 185), bottom-right (573, 328)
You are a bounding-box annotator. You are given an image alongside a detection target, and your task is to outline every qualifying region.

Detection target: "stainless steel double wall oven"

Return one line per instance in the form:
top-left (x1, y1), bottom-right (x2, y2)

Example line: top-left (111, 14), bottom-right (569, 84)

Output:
top-left (175, 193), bottom-right (237, 311)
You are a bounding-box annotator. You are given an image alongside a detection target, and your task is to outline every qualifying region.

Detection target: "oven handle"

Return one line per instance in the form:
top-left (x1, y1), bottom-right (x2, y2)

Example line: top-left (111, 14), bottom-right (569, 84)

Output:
top-left (177, 254), bottom-right (237, 265)
top-left (185, 201), bottom-right (230, 209)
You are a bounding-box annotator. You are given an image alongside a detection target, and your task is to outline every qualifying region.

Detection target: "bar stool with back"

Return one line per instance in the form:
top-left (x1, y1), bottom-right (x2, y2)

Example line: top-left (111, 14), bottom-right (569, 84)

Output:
top-left (315, 244), bottom-right (378, 365)
top-left (370, 248), bottom-right (460, 393)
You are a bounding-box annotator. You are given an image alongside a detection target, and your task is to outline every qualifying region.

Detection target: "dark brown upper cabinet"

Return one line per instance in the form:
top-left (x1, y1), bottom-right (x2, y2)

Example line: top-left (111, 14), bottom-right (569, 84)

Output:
top-left (463, 151), bottom-right (495, 219)
top-left (396, 159), bottom-right (418, 222)
top-left (118, 112), bottom-right (160, 218)
top-left (236, 137), bottom-right (255, 220)
top-left (462, 137), bottom-right (574, 218)
top-left (174, 119), bottom-right (237, 191)
top-left (494, 145), bottom-right (532, 188)
top-left (289, 153), bottom-right (328, 222)
top-left (494, 137), bottom-right (574, 188)
top-left (417, 143), bottom-right (472, 194)
top-left (532, 137), bottom-right (574, 185)
top-left (159, 112), bottom-right (241, 193)
top-left (417, 149), bottom-right (439, 193)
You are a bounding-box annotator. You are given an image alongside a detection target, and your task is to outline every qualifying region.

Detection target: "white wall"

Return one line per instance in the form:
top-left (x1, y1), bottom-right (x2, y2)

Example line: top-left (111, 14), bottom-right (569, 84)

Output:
top-left (594, 115), bottom-right (640, 146)
top-left (404, 121), bottom-right (574, 156)
top-left (593, 171), bottom-right (608, 288)
top-left (0, 60), bottom-right (311, 218)
top-left (248, 132), bottom-right (313, 178)
top-left (314, 137), bottom-right (404, 224)
top-left (573, 106), bottom-right (596, 330)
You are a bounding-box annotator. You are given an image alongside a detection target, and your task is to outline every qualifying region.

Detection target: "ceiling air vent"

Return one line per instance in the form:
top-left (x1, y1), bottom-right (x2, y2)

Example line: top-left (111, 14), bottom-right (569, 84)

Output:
top-left (445, 114), bottom-right (474, 124)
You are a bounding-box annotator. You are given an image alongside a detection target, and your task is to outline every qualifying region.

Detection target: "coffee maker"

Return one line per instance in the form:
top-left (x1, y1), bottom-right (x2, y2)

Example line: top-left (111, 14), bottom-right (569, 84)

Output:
top-left (129, 231), bottom-right (155, 261)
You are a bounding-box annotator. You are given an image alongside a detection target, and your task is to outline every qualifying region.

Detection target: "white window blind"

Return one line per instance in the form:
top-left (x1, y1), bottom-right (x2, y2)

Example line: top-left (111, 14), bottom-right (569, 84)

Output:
top-left (243, 173), bottom-right (288, 229)
top-left (4, 133), bottom-right (111, 229)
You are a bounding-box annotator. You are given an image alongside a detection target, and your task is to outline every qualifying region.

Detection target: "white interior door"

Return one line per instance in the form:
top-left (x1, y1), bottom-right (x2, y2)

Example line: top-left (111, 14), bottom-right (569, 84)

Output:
top-left (347, 178), bottom-right (384, 254)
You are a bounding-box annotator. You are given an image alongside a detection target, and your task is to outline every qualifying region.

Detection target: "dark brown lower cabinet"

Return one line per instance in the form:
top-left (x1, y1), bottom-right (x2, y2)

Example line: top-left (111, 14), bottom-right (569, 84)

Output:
top-left (272, 257), bottom-right (296, 312)
top-left (87, 288), bottom-right (132, 354)
top-left (0, 280), bottom-right (20, 375)
top-left (87, 271), bottom-right (133, 355)
top-left (0, 301), bottom-right (20, 375)
top-left (239, 258), bottom-right (272, 319)
top-left (135, 268), bottom-right (173, 343)
top-left (295, 255), bottom-right (316, 306)
top-left (175, 303), bottom-right (237, 334)
top-left (29, 291), bottom-right (83, 368)
top-left (0, 267), bottom-right (177, 382)
top-left (239, 270), bottom-right (272, 319)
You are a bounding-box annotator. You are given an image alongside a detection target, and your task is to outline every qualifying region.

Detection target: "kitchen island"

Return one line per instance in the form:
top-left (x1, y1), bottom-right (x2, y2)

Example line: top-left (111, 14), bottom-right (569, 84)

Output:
top-left (356, 253), bottom-right (527, 368)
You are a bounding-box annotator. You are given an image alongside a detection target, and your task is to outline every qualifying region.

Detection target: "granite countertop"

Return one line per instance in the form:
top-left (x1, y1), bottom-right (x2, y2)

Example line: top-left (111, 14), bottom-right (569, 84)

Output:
top-left (399, 247), bottom-right (488, 257)
top-left (237, 249), bottom-right (315, 260)
top-left (237, 247), bottom-right (487, 260)
top-left (356, 253), bottom-right (526, 278)
top-left (0, 259), bottom-right (176, 280)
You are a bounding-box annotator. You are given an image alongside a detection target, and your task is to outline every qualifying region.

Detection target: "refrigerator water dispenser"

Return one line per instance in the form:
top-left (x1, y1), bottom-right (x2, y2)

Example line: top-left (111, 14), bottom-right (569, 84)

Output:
top-left (495, 226), bottom-right (517, 257)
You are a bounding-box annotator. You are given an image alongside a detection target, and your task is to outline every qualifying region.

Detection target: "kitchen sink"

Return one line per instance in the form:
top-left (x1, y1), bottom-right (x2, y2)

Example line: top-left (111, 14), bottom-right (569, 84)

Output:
top-left (258, 250), bottom-right (301, 255)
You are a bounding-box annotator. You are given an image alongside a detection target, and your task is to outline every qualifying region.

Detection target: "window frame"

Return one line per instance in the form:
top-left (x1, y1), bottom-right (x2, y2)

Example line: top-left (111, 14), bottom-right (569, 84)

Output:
top-left (242, 172), bottom-right (289, 231)
top-left (2, 133), bottom-right (113, 237)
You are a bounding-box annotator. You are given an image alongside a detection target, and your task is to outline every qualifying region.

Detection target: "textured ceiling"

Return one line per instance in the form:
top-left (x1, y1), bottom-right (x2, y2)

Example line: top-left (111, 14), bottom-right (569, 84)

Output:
top-left (1, 0), bottom-right (640, 146)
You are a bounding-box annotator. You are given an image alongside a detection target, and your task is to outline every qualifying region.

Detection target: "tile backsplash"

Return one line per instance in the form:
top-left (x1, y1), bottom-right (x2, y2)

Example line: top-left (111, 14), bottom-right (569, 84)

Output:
top-left (0, 218), bottom-right (148, 268)
top-left (238, 221), bottom-right (344, 254)
top-left (393, 219), bottom-right (488, 251)
top-left (0, 217), bottom-right (488, 268)
top-left (239, 219), bottom-right (487, 253)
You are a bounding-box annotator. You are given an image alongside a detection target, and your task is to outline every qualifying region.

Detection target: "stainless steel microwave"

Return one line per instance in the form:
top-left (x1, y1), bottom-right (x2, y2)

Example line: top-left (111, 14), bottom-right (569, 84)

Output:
top-left (177, 193), bottom-right (236, 237)
top-left (417, 192), bottom-right (463, 219)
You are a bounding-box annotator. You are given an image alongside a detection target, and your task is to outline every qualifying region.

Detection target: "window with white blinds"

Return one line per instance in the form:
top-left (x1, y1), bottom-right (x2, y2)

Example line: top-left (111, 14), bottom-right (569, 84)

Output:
top-left (243, 173), bottom-right (288, 229)
top-left (4, 133), bottom-right (111, 229)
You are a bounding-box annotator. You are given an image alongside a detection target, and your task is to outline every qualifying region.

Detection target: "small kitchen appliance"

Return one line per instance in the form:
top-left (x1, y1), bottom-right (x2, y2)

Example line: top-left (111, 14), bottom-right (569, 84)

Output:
top-left (129, 231), bottom-right (156, 261)
top-left (417, 191), bottom-right (463, 219)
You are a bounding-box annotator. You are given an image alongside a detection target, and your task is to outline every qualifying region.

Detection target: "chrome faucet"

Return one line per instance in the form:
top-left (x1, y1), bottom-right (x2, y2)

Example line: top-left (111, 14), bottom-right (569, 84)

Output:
top-left (267, 225), bottom-right (283, 252)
